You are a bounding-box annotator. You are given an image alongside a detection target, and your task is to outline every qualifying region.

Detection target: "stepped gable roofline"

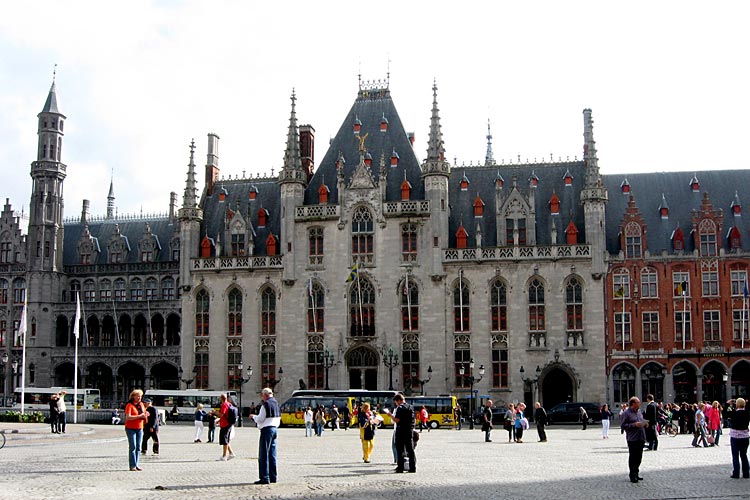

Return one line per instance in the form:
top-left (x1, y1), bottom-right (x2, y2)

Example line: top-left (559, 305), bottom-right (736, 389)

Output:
top-left (602, 169), bottom-right (750, 255)
top-left (304, 81), bottom-right (424, 205)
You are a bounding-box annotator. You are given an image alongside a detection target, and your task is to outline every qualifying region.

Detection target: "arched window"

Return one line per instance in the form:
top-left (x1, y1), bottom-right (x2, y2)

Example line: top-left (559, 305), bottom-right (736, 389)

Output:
top-left (100, 279), bottom-right (112, 301)
top-left (83, 280), bottom-right (96, 302)
top-left (565, 277), bottom-right (583, 331)
top-left (308, 227), bottom-right (324, 266)
top-left (228, 288), bottom-right (242, 337)
top-left (130, 278), bottom-right (143, 301)
top-left (145, 278), bottom-right (158, 301)
top-left (307, 281), bottom-right (324, 333)
top-left (0, 279), bottom-right (8, 304)
top-left (699, 219), bottom-right (718, 256)
top-left (490, 280), bottom-right (507, 332)
top-left (613, 269), bottom-right (630, 298)
top-left (453, 276), bottom-right (470, 332)
top-left (401, 223), bottom-right (418, 262)
top-left (161, 277), bottom-right (175, 300)
top-left (625, 222), bottom-right (642, 258)
top-left (261, 287), bottom-right (276, 336)
top-left (13, 278), bottom-right (26, 304)
top-left (350, 277), bottom-right (375, 337)
top-left (114, 278), bottom-right (126, 301)
top-left (195, 289), bottom-right (210, 337)
top-left (401, 278), bottom-right (419, 331)
top-left (351, 207), bottom-right (374, 264)
top-left (612, 364), bottom-right (636, 404)
top-left (640, 268), bottom-right (658, 298)
top-left (528, 279), bottom-right (545, 331)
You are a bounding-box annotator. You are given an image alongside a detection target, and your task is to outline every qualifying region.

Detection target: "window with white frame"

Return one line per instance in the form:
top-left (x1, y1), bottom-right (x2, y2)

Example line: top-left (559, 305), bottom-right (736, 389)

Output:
top-left (703, 310), bottom-right (721, 342)
top-left (640, 268), bottom-right (658, 298)
top-left (642, 311), bottom-right (660, 342)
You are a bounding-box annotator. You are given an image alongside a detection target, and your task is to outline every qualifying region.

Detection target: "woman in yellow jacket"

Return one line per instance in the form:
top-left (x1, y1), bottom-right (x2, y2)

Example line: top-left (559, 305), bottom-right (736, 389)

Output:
top-left (358, 402), bottom-right (381, 463)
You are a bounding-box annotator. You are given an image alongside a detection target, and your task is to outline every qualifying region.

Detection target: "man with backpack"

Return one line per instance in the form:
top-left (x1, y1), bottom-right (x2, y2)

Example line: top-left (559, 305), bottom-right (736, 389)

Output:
top-left (392, 393), bottom-right (416, 473)
top-left (213, 393), bottom-right (237, 461)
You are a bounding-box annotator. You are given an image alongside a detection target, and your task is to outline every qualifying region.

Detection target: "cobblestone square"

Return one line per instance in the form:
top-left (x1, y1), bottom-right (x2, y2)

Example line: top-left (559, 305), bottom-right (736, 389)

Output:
top-left (0, 422), bottom-right (746, 500)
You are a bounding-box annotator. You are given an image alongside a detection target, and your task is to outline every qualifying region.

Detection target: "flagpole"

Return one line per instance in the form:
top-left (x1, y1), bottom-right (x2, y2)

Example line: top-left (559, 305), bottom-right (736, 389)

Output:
top-left (309, 278), bottom-right (317, 333)
top-left (621, 290), bottom-right (625, 351)
top-left (405, 271), bottom-right (412, 331)
top-left (147, 298), bottom-right (153, 346)
top-left (742, 295), bottom-right (746, 350)
top-left (113, 298), bottom-right (121, 347)
top-left (356, 266), bottom-right (364, 335)
top-left (73, 291), bottom-right (80, 424)
top-left (459, 269), bottom-right (464, 331)
top-left (682, 287), bottom-right (687, 351)
top-left (19, 297), bottom-right (28, 415)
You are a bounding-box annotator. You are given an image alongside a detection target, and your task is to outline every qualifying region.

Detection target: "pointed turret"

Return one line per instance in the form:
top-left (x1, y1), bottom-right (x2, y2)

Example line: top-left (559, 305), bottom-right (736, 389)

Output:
top-left (484, 118), bottom-right (495, 166)
top-left (42, 80), bottom-right (60, 114)
top-left (579, 108), bottom-right (608, 275)
top-left (279, 89), bottom-right (306, 186)
top-left (107, 174), bottom-right (115, 219)
top-left (424, 81), bottom-right (449, 169)
top-left (181, 140), bottom-right (199, 211)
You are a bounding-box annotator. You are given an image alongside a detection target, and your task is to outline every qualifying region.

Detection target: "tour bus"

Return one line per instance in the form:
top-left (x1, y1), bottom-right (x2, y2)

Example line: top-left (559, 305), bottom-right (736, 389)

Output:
top-left (144, 389), bottom-right (238, 422)
top-left (280, 390), bottom-right (398, 427)
top-left (14, 387), bottom-right (101, 410)
top-left (405, 395), bottom-right (458, 428)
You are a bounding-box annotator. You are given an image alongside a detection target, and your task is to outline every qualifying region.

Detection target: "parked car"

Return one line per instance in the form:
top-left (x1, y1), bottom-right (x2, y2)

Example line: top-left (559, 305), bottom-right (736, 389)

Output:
top-left (546, 402), bottom-right (601, 425)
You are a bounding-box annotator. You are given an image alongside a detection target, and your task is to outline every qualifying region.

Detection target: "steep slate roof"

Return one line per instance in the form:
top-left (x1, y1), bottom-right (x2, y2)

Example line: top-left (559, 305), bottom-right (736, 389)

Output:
top-left (305, 87), bottom-right (424, 205)
top-left (201, 177), bottom-right (280, 255)
top-left (447, 161), bottom-right (587, 248)
top-left (41, 82), bottom-right (61, 115)
top-left (601, 170), bottom-right (750, 255)
top-left (63, 218), bottom-right (177, 265)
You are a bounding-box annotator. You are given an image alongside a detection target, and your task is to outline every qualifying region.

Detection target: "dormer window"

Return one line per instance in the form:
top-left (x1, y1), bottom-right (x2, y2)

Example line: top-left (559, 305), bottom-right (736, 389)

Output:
top-left (625, 222), bottom-right (642, 259)
top-left (318, 184), bottom-right (329, 204)
top-left (249, 186), bottom-right (258, 201)
top-left (390, 149), bottom-right (399, 167)
top-left (473, 195), bottom-right (485, 217)
top-left (549, 192), bottom-right (560, 215)
top-left (258, 208), bottom-right (269, 228)
top-left (495, 174), bottom-right (504, 189)
top-left (456, 225), bottom-right (468, 249)
top-left (401, 178), bottom-right (412, 201)
top-left (200, 236), bottom-right (212, 258)
top-left (699, 218), bottom-right (717, 256)
top-left (380, 114), bottom-right (388, 132)
top-left (529, 172), bottom-right (539, 188)
top-left (364, 152), bottom-right (372, 168)
top-left (565, 221), bottom-right (579, 245)
top-left (690, 175), bottom-right (700, 192)
top-left (266, 234), bottom-right (277, 255)
top-left (563, 169), bottom-right (573, 186)
top-left (460, 173), bottom-right (469, 191)
top-left (672, 227), bottom-right (685, 252)
top-left (621, 178), bottom-right (631, 194)
top-left (353, 116), bottom-right (362, 135)
top-left (729, 226), bottom-right (741, 250)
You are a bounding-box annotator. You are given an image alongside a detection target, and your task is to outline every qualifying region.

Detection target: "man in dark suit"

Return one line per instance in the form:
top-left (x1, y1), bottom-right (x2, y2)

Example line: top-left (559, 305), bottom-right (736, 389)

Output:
top-left (534, 402), bottom-right (548, 442)
top-left (644, 394), bottom-right (658, 451)
top-left (392, 393), bottom-right (416, 473)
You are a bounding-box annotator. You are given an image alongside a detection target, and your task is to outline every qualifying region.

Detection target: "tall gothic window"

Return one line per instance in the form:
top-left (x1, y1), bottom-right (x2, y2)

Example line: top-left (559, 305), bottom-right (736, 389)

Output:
top-left (699, 219), bottom-right (718, 257)
top-left (565, 277), bottom-right (583, 331)
top-left (0, 241), bottom-right (11, 263)
top-left (350, 277), bottom-right (375, 337)
top-left (261, 287), bottom-right (276, 336)
top-left (261, 350), bottom-right (276, 388)
top-left (161, 277), bottom-right (175, 300)
top-left (83, 280), bottom-right (96, 302)
top-left (401, 223), bottom-right (418, 262)
top-left (195, 289), bottom-right (210, 337)
top-left (145, 278), bottom-right (158, 301)
top-left (492, 347), bottom-right (508, 388)
top-left (401, 278), bottom-right (419, 331)
top-left (13, 278), bottom-right (26, 304)
top-left (307, 337), bottom-right (324, 389)
top-left (100, 279), bottom-right (112, 301)
top-left (453, 277), bottom-right (470, 332)
top-left (130, 278), bottom-right (143, 301)
top-left (195, 351), bottom-right (209, 389)
top-left (640, 268), bottom-right (658, 298)
top-left (114, 279), bottom-right (126, 301)
top-left (490, 280), bottom-right (507, 332)
top-left (0, 279), bottom-right (9, 304)
top-left (308, 227), bottom-right (324, 266)
top-left (227, 350), bottom-right (242, 389)
top-left (351, 207), bottom-right (374, 264)
top-left (228, 288), bottom-right (242, 337)
top-left (528, 279), bottom-right (545, 331)
top-left (307, 281), bottom-right (324, 333)
top-left (613, 364), bottom-right (636, 404)
top-left (625, 222), bottom-right (642, 259)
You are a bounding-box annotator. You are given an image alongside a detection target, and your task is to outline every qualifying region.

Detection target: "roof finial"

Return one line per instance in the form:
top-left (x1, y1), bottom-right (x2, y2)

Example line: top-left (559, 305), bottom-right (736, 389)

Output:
top-left (387, 55), bottom-right (391, 88)
top-left (485, 118), bottom-right (495, 166)
top-left (53, 63), bottom-right (57, 84)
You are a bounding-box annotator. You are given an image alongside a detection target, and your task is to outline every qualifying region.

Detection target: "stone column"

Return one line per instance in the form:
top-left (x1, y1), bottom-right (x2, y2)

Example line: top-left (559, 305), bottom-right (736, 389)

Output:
top-left (664, 373), bottom-right (675, 403)
top-left (725, 371), bottom-right (733, 401)
top-left (696, 373), bottom-right (703, 402)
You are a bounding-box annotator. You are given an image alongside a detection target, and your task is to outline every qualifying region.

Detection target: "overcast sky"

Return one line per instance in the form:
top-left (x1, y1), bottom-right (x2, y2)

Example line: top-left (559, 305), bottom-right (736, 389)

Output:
top-left (1, 1), bottom-right (748, 220)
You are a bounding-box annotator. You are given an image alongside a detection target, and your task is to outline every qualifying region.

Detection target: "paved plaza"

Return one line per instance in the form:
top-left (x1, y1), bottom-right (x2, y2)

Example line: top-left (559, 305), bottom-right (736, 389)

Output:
top-left (0, 420), bottom-right (747, 500)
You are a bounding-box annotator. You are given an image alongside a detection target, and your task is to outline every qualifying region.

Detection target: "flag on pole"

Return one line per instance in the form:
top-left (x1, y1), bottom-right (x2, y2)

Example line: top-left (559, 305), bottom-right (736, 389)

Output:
top-left (73, 292), bottom-right (81, 340)
top-left (614, 286), bottom-right (625, 298)
top-left (744, 281), bottom-right (749, 299)
top-left (346, 263), bottom-right (359, 283)
top-left (15, 300), bottom-right (27, 346)
top-left (675, 281), bottom-right (688, 296)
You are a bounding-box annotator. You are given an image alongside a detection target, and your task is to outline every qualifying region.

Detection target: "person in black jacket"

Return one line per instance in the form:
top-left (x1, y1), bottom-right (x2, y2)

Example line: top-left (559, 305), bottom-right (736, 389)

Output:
top-left (730, 397), bottom-right (750, 479)
top-left (392, 393), bottom-right (416, 473)
top-left (644, 394), bottom-right (658, 451)
top-left (534, 402), bottom-right (548, 442)
top-left (482, 400), bottom-right (494, 442)
top-left (141, 398), bottom-right (160, 455)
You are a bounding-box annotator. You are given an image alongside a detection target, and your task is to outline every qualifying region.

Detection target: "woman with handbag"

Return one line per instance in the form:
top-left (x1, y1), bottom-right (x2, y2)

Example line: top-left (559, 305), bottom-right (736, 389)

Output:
top-left (515, 403), bottom-right (527, 443)
top-left (504, 403), bottom-right (516, 442)
top-left (358, 402), bottom-right (379, 463)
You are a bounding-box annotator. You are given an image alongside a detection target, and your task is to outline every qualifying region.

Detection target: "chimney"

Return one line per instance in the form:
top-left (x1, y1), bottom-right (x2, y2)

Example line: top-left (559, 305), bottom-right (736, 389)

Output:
top-left (300, 124), bottom-right (315, 181)
top-left (205, 133), bottom-right (220, 196)
top-left (407, 132), bottom-right (415, 147)
top-left (169, 191), bottom-right (177, 221)
top-left (81, 199), bottom-right (90, 225)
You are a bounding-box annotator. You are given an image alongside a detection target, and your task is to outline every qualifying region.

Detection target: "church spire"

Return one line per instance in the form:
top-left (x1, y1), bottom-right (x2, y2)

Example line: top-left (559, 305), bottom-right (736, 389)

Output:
top-left (583, 108), bottom-right (599, 189)
top-left (485, 118), bottom-right (494, 166)
top-left (279, 89), bottom-right (305, 185)
top-left (426, 80), bottom-right (445, 162)
top-left (107, 171), bottom-right (115, 219)
top-left (182, 139), bottom-right (198, 209)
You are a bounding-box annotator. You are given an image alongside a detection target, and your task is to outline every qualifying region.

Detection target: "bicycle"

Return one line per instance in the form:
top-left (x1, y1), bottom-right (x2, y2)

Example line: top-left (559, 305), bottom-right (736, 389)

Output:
top-left (0, 431), bottom-right (6, 449)
top-left (659, 418), bottom-right (679, 437)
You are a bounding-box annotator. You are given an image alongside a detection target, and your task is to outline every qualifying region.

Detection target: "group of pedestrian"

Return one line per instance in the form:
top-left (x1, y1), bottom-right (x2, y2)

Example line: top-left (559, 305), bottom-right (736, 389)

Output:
top-left (48, 391), bottom-right (67, 434)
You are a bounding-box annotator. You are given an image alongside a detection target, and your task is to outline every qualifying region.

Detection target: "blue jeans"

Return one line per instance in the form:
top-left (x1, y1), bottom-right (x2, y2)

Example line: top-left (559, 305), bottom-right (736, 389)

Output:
top-left (258, 426), bottom-right (278, 482)
top-left (305, 422), bottom-right (313, 437)
top-left (126, 428), bottom-right (143, 469)
top-left (315, 422), bottom-right (323, 436)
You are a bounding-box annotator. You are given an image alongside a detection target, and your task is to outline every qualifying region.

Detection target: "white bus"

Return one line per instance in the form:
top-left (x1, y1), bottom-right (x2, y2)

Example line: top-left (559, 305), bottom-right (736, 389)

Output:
top-left (14, 387), bottom-right (101, 410)
top-left (144, 389), bottom-right (238, 422)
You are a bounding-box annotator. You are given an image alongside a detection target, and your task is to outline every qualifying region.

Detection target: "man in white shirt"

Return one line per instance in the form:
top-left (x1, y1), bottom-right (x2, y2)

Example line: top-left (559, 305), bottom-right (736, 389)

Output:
top-left (251, 388), bottom-right (281, 484)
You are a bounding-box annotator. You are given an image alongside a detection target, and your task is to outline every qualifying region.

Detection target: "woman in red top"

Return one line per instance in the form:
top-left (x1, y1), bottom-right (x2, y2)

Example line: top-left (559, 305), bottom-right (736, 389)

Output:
top-left (124, 389), bottom-right (148, 471)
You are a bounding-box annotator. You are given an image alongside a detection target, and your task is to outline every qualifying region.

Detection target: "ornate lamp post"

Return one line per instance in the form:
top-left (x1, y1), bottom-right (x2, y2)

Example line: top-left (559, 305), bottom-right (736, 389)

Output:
top-left (1, 352), bottom-right (7, 407)
top-left (179, 366), bottom-right (198, 389)
top-left (323, 349), bottom-right (335, 390)
top-left (519, 365), bottom-right (542, 418)
top-left (410, 366), bottom-right (433, 396)
top-left (265, 367), bottom-right (284, 390)
top-left (237, 364), bottom-right (253, 427)
top-left (460, 360), bottom-right (484, 430)
top-left (382, 346), bottom-right (399, 391)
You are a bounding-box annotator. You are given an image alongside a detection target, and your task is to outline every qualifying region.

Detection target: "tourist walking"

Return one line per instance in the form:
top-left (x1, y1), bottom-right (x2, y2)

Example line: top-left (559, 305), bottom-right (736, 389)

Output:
top-left (692, 402), bottom-right (709, 448)
top-left (111, 408), bottom-right (121, 425)
top-left (729, 397), bottom-right (750, 479)
top-left (56, 391), bottom-right (67, 434)
top-left (515, 403), bottom-right (527, 443)
top-left (358, 402), bottom-right (379, 463)
top-left (205, 411), bottom-right (216, 443)
top-left (579, 406), bottom-right (589, 430)
top-left (124, 389), bottom-right (148, 471)
top-left (504, 403), bottom-right (516, 442)
top-left (141, 398), bottom-right (160, 455)
top-left (482, 400), bottom-right (494, 442)
top-left (251, 387), bottom-right (281, 484)
top-left (330, 404), bottom-right (340, 431)
top-left (620, 396), bottom-right (648, 483)
top-left (314, 405), bottom-right (326, 436)
top-left (454, 405), bottom-right (462, 430)
top-left (304, 406), bottom-right (313, 437)
top-left (392, 393), bottom-right (416, 473)
top-left (214, 393), bottom-right (236, 461)
top-left (534, 402), bottom-right (548, 442)
top-left (194, 403), bottom-right (206, 442)
top-left (49, 393), bottom-right (60, 433)
top-left (601, 403), bottom-right (613, 439)
top-left (170, 404), bottom-right (179, 423)
top-left (419, 405), bottom-right (429, 432)
top-left (644, 395), bottom-right (658, 450)
top-left (340, 404), bottom-right (350, 430)
top-left (707, 401), bottom-right (722, 446)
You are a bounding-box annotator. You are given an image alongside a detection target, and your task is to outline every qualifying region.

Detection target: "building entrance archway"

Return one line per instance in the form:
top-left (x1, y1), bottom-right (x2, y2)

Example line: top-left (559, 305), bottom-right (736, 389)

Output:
top-left (346, 346), bottom-right (379, 390)
top-left (541, 367), bottom-right (575, 409)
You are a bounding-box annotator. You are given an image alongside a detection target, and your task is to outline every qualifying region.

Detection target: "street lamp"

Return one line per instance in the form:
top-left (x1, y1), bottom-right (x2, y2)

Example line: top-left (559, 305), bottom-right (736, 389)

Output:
top-left (323, 349), bottom-right (335, 390)
top-left (179, 366), bottom-right (198, 389)
top-left (519, 365), bottom-right (542, 418)
top-left (410, 366), bottom-right (433, 396)
top-left (264, 367), bottom-right (284, 389)
top-left (459, 360), bottom-right (484, 430)
top-left (1, 352), bottom-right (7, 407)
top-left (382, 346), bottom-right (399, 391)
top-left (236, 364), bottom-right (253, 427)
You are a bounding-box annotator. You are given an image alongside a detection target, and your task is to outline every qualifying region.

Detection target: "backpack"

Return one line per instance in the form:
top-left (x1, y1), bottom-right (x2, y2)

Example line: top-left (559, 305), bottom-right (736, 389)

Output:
top-left (226, 404), bottom-right (238, 425)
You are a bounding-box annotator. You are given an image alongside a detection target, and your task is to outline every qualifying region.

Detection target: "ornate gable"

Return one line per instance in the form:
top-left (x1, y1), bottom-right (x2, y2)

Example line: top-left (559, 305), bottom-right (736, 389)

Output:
top-left (107, 224), bottom-right (130, 263)
top-left (138, 223), bottom-right (161, 262)
top-left (76, 224), bottom-right (99, 265)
